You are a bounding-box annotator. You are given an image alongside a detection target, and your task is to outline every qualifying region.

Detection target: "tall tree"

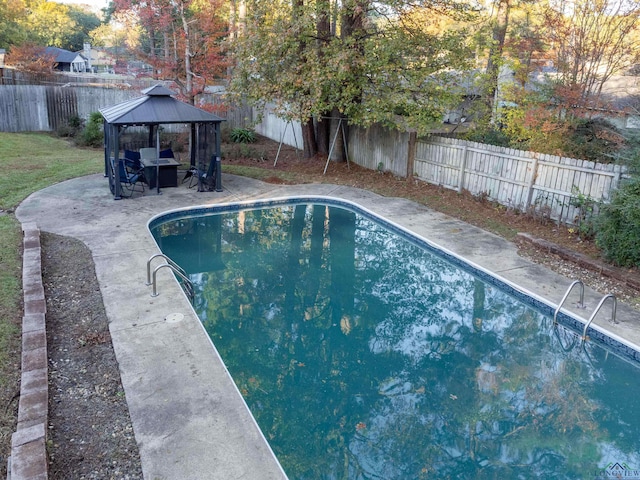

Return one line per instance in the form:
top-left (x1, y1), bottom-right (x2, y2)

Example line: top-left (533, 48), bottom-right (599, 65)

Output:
top-left (485, 0), bottom-right (512, 109)
top-left (542, 0), bottom-right (640, 110)
top-left (27, 1), bottom-right (77, 48)
top-left (0, 0), bottom-right (29, 48)
top-left (230, 0), bottom-right (475, 159)
top-left (65, 6), bottom-right (103, 51)
top-left (113, 0), bottom-right (229, 104)
top-left (2, 0), bottom-right (103, 52)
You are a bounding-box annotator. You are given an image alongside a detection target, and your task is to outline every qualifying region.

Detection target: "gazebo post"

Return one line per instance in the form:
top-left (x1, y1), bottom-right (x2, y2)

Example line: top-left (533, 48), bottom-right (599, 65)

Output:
top-left (155, 128), bottom-right (161, 195)
top-left (190, 124), bottom-right (197, 168)
top-left (215, 122), bottom-right (222, 192)
top-left (148, 125), bottom-right (155, 148)
top-left (114, 125), bottom-right (122, 199)
top-left (103, 120), bottom-right (109, 178)
top-left (196, 123), bottom-right (204, 193)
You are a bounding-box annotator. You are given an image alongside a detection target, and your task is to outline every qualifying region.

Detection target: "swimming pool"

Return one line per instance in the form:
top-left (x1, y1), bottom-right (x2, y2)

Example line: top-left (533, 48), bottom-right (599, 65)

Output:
top-left (149, 197), bottom-right (640, 479)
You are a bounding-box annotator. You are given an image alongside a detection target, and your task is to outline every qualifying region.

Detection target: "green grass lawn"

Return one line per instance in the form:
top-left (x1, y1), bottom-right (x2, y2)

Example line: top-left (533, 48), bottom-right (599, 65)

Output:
top-left (0, 133), bottom-right (103, 210)
top-left (0, 132), bottom-right (103, 467)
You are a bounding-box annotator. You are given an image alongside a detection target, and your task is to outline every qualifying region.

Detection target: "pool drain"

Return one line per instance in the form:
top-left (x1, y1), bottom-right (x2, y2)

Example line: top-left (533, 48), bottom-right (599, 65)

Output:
top-left (165, 312), bottom-right (184, 323)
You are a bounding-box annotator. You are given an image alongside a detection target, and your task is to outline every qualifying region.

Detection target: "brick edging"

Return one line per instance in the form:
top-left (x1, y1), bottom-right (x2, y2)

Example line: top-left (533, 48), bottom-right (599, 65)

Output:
top-left (516, 232), bottom-right (640, 291)
top-left (8, 224), bottom-right (48, 480)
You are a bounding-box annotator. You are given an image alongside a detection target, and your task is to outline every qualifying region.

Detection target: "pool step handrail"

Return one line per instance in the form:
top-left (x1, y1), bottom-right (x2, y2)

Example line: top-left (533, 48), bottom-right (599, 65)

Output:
top-left (553, 280), bottom-right (585, 325)
top-left (146, 254), bottom-right (194, 302)
top-left (582, 294), bottom-right (617, 341)
top-left (149, 263), bottom-right (195, 302)
top-left (146, 253), bottom-right (187, 286)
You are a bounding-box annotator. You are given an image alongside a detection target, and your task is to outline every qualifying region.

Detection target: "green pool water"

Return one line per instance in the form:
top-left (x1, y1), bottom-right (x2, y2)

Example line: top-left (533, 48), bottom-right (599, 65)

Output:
top-left (150, 201), bottom-right (640, 480)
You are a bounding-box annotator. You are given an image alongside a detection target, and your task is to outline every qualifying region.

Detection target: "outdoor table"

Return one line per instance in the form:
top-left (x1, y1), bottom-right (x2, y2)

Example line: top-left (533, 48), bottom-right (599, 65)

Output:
top-left (140, 157), bottom-right (181, 188)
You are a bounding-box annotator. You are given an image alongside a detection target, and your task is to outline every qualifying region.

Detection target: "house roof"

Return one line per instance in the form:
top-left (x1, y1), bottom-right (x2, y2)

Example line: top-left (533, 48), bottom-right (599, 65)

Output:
top-left (44, 47), bottom-right (86, 64)
top-left (99, 85), bottom-right (225, 125)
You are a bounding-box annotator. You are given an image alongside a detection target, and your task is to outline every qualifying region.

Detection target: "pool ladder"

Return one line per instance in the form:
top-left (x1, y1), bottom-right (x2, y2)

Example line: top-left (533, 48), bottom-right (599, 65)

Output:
top-left (553, 280), bottom-right (617, 342)
top-left (146, 253), bottom-right (194, 303)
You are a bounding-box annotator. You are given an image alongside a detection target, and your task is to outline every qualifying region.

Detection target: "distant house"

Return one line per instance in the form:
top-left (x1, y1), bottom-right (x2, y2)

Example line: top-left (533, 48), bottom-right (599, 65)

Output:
top-left (80, 43), bottom-right (117, 74)
top-left (44, 46), bottom-right (87, 73)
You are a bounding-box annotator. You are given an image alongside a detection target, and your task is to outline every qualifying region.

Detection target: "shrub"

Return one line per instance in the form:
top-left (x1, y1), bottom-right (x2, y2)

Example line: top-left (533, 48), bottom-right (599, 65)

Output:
top-left (68, 115), bottom-right (83, 129)
top-left (595, 177), bottom-right (640, 267)
top-left (230, 127), bottom-right (257, 144)
top-left (463, 128), bottom-right (511, 148)
top-left (568, 186), bottom-right (598, 240)
top-left (78, 112), bottom-right (104, 148)
top-left (56, 114), bottom-right (84, 138)
top-left (563, 119), bottom-right (626, 163)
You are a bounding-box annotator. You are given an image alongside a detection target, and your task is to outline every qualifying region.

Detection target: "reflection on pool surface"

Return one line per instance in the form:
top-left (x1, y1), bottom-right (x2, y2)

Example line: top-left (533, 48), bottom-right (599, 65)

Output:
top-left (150, 199), bottom-right (640, 479)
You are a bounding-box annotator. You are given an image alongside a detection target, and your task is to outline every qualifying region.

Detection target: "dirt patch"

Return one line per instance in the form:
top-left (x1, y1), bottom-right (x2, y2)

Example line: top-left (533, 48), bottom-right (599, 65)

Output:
top-left (42, 233), bottom-right (142, 479)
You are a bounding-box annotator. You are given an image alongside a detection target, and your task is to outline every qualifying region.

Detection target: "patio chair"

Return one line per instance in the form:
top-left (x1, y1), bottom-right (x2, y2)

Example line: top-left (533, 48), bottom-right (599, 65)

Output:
top-left (138, 147), bottom-right (155, 159)
top-left (123, 150), bottom-right (146, 183)
top-left (182, 166), bottom-right (199, 188)
top-left (110, 157), bottom-right (144, 197)
top-left (159, 148), bottom-right (175, 160)
top-left (186, 156), bottom-right (218, 190)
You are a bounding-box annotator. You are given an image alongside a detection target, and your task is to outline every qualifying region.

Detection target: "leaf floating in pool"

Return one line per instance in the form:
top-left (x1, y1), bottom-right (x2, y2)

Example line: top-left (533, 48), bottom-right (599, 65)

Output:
top-left (340, 315), bottom-right (352, 335)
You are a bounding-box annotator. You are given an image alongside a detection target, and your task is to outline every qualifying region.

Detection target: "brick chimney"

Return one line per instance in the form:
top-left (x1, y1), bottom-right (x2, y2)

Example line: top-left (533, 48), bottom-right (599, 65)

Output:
top-left (83, 43), bottom-right (92, 72)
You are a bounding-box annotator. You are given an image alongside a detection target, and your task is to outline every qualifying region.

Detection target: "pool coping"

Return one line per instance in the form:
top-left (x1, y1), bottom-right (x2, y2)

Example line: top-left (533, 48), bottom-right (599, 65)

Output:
top-left (14, 173), bottom-right (640, 479)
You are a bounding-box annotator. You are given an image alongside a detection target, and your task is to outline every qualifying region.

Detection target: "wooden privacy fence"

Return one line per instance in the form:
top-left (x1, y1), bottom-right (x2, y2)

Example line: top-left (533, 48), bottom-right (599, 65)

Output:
top-left (0, 85), bottom-right (140, 132)
top-left (413, 136), bottom-right (624, 224)
top-left (0, 85), bottom-right (243, 133)
top-left (45, 87), bottom-right (78, 131)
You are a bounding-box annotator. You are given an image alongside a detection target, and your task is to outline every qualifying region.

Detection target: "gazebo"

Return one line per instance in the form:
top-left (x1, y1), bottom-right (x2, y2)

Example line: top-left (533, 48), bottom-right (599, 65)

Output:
top-left (100, 85), bottom-right (225, 199)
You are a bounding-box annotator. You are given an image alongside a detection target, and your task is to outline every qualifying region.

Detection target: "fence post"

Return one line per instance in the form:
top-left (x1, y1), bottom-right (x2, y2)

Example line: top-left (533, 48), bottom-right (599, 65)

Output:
top-left (613, 164), bottom-right (622, 190)
top-left (458, 145), bottom-right (468, 193)
top-left (406, 131), bottom-right (416, 179)
top-left (524, 153), bottom-right (540, 211)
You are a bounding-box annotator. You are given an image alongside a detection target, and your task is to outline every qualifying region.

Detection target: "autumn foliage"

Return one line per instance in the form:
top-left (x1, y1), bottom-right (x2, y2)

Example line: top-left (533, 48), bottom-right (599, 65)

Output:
top-left (5, 43), bottom-right (56, 74)
top-left (112, 0), bottom-right (230, 104)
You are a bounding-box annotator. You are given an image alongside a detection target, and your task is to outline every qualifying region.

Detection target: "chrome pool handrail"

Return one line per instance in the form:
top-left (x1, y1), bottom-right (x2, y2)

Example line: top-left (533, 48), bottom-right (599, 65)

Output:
top-left (582, 294), bottom-right (617, 341)
top-left (150, 263), bottom-right (194, 302)
top-left (146, 253), bottom-right (187, 286)
top-left (553, 280), bottom-right (585, 325)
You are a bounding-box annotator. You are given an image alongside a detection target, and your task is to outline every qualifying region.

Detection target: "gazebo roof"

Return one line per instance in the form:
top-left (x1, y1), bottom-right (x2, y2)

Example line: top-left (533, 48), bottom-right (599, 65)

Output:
top-left (99, 85), bottom-right (224, 126)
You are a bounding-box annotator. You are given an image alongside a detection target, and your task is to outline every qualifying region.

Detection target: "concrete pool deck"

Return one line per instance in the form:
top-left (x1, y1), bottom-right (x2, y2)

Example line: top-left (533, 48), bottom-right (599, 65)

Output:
top-left (15, 172), bottom-right (640, 479)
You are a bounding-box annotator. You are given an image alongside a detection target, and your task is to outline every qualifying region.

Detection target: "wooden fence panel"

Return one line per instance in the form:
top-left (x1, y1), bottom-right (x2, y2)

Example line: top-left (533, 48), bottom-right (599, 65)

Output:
top-left (196, 93), bottom-right (255, 130)
top-left (347, 124), bottom-right (410, 177)
top-left (415, 136), bottom-right (622, 224)
top-left (0, 86), bottom-right (50, 132)
top-left (46, 87), bottom-right (78, 131)
top-left (77, 88), bottom-right (139, 119)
